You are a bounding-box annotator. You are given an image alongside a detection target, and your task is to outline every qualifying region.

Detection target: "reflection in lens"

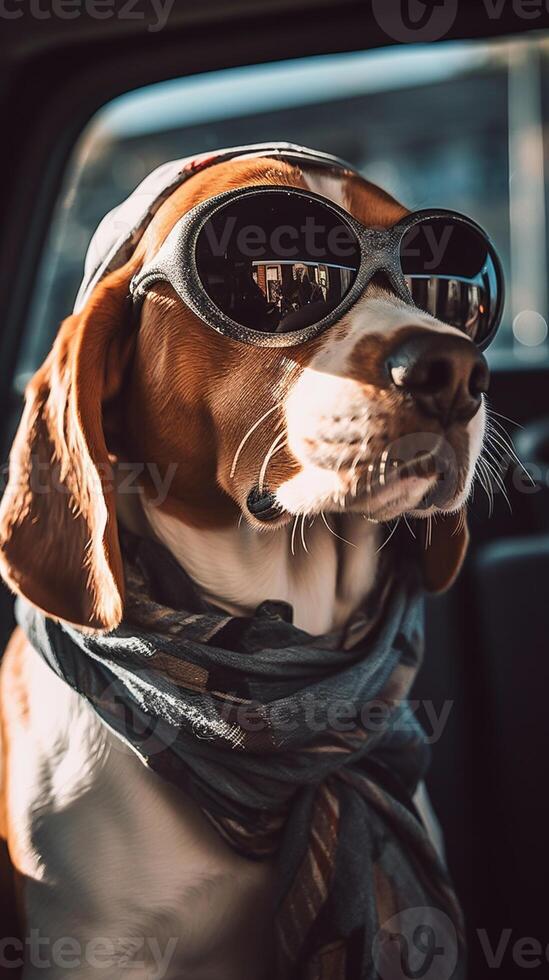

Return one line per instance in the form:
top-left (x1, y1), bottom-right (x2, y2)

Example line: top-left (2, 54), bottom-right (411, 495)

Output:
top-left (401, 218), bottom-right (498, 344)
top-left (195, 192), bottom-right (360, 334)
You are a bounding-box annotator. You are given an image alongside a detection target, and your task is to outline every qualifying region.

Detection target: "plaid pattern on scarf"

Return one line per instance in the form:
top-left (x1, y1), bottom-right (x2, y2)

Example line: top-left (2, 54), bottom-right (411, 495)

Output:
top-left (17, 529), bottom-right (466, 979)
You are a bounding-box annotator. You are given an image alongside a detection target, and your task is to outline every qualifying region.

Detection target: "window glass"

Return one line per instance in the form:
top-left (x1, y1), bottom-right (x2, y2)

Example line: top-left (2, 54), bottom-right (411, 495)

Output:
top-left (18, 33), bottom-right (549, 387)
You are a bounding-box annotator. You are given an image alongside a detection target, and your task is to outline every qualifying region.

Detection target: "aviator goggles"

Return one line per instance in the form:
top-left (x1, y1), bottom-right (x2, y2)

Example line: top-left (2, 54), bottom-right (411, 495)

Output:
top-left (130, 184), bottom-right (504, 351)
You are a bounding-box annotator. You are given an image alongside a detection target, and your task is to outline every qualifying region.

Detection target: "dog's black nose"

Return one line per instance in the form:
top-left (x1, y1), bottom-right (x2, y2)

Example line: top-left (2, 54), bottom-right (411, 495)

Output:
top-left (388, 331), bottom-right (490, 426)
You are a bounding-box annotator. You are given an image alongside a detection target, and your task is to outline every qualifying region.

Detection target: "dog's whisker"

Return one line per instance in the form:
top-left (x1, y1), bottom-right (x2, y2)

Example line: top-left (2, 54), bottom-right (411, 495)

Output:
top-left (484, 429), bottom-right (511, 459)
top-left (482, 437), bottom-right (508, 473)
top-left (486, 406), bottom-right (524, 430)
top-left (482, 442), bottom-right (511, 487)
top-left (485, 415), bottom-right (514, 441)
top-left (484, 436), bottom-right (514, 476)
top-left (477, 453), bottom-right (496, 492)
top-left (486, 412), bottom-right (518, 438)
top-left (476, 458), bottom-right (495, 517)
top-left (486, 471), bottom-right (513, 517)
top-left (480, 454), bottom-right (512, 512)
top-left (300, 515), bottom-right (310, 556)
top-left (403, 514), bottom-right (417, 540)
top-left (482, 437), bottom-right (506, 468)
top-left (230, 404), bottom-right (282, 479)
top-left (376, 519), bottom-right (399, 554)
top-left (487, 421), bottom-right (526, 460)
top-left (485, 427), bottom-right (535, 486)
top-left (485, 468), bottom-right (513, 513)
top-left (258, 433), bottom-right (287, 494)
top-left (452, 510), bottom-right (466, 537)
top-left (423, 514), bottom-right (433, 550)
top-left (290, 516), bottom-right (299, 557)
top-left (483, 409), bottom-right (525, 500)
top-left (320, 511), bottom-right (358, 549)
top-left (485, 415), bottom-right (521, 450)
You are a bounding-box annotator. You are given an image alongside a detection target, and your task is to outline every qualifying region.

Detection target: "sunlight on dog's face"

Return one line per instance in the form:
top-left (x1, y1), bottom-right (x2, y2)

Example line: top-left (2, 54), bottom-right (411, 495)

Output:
top-left (275, 288), bottom-right (486, 524)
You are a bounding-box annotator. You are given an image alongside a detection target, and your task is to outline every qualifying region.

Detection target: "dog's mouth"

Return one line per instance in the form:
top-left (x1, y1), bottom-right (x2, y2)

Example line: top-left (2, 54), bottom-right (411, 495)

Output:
top-left (346, 449), bottom-right (441, 521)
top-left (248, 439), bottom-right (466, 525)
top-left (353, 433), bottom-right (467, 514)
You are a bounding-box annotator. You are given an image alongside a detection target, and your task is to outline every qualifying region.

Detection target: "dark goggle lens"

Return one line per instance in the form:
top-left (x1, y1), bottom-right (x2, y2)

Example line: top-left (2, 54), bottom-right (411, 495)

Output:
top-left (195, 192), bottom-right (360, 335)
top-left (400, 218), bottom-right (500, 346)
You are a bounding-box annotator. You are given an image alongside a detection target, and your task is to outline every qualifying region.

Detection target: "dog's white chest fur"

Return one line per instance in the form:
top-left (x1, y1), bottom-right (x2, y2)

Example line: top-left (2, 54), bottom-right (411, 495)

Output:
top-left (9, 643), bottom-right (274, 980)
top-left (142, 506), bottom-right (381, 636)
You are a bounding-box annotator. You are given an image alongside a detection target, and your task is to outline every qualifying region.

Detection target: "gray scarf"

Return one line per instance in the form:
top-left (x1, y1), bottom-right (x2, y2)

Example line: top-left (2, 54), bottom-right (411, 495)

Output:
top-left (17, 529), bottom-right (465, 979)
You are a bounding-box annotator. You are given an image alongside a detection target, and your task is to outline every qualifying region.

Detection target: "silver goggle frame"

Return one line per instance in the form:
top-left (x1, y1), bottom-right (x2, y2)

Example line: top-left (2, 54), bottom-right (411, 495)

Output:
top-left (130, 185), bottom-right (505, 351)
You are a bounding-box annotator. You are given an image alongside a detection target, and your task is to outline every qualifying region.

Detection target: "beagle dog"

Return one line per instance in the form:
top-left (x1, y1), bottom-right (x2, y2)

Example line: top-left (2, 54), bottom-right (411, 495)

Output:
top-left (0, 144), bottom-right (495, 979)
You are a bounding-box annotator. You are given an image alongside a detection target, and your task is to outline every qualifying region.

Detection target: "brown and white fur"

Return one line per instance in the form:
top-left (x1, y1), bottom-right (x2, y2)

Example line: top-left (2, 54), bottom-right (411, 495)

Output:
top-left (0, 156), bottom-right (485, 978)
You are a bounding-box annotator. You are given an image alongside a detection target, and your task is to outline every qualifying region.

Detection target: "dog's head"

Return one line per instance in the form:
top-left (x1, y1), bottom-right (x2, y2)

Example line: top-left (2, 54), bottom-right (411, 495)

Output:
top-left (0, 150), bottom-right (490, 630)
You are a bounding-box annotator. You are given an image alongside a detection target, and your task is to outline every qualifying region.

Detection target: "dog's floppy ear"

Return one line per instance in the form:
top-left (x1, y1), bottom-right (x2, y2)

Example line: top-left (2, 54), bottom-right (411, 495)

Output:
top-left (418, 510), bottom-right (469, 594)
top-left (0, 261), bottom-right (138, 632)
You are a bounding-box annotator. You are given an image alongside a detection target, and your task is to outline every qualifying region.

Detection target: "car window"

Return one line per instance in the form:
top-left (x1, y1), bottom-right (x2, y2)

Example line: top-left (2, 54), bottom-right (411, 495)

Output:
top-left (17, 32), bottom-right (549, 390)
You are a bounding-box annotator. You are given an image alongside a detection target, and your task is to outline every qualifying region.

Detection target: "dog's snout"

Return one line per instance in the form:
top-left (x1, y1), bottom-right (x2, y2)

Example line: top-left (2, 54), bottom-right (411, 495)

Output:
top-left (388, 331), bottom-right (489, 426)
